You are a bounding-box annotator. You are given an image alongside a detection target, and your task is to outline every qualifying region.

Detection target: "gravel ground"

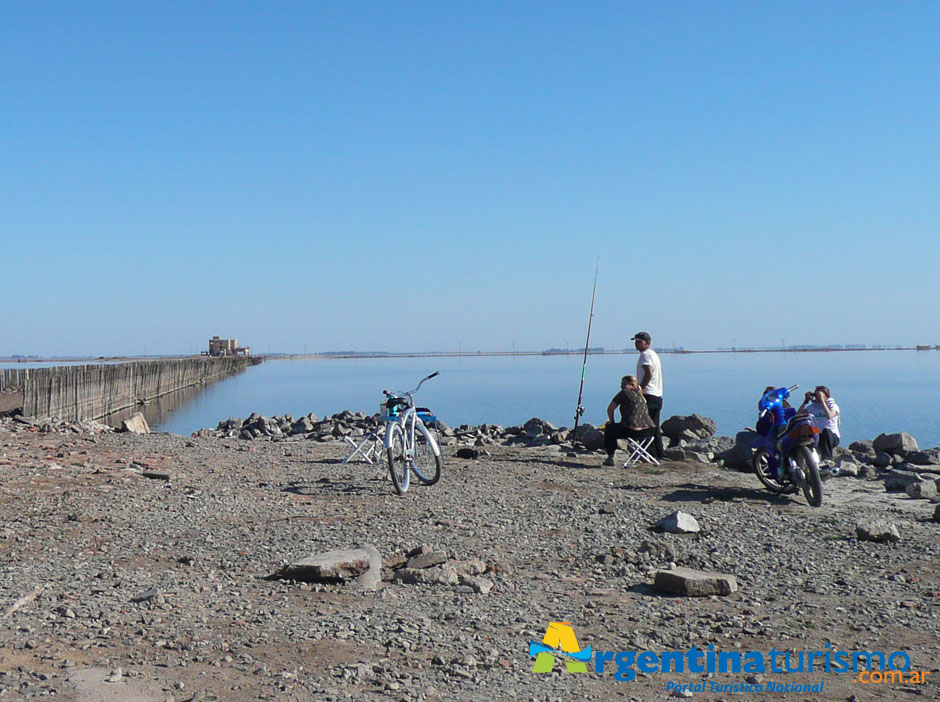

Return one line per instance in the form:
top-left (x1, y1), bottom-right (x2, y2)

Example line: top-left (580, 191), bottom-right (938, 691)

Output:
top-left (0, 417), bottom-right (938, 702)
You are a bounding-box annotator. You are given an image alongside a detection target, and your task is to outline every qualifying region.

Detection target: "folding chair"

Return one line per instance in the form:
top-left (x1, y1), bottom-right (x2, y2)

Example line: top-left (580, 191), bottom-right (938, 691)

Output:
top-left (341, 427), bottom-right (385, 465)
top-left (623, 431), bottom-right (659, 467)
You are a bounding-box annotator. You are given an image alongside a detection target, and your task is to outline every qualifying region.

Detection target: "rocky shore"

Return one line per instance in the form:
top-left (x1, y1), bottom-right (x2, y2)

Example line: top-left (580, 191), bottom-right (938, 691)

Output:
top-left (1, 411), bottom-right (938, 701)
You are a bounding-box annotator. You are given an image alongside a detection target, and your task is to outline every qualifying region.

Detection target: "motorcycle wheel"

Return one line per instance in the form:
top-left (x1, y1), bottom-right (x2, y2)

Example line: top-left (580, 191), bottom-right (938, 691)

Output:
top-left (753, 448), bottom-right (789, 494)
top-left (797, 446), bottom-right (823, 507)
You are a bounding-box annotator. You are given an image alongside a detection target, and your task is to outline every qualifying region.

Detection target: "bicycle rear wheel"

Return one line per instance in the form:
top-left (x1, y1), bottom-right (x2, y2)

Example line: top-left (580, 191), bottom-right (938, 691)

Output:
top-left (386, 422), bottom-right (409, 494)
top-left (412, 421), bottom-right (443, 485)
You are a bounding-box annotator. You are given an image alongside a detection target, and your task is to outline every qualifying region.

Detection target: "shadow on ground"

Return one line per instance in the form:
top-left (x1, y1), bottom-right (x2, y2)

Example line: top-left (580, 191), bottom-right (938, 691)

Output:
top-left (660, 482), bottom-right (795, 505)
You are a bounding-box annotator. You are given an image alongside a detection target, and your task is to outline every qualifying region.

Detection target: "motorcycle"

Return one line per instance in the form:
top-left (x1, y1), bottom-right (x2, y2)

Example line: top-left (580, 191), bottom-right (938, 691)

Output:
top-left (752, 384), bottom-right (824, 507)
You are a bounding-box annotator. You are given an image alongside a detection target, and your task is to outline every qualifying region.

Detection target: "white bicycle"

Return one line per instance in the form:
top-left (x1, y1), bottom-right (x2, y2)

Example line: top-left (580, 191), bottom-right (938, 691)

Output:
top-left (382, 372), bottom-right (444, 494)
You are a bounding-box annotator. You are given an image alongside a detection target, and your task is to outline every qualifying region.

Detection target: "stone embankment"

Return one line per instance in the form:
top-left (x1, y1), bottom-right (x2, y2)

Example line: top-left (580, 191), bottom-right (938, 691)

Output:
top-left (0, 410), bottom-right (938, 701)
top-left (205, 409), bottom-right (940, 503)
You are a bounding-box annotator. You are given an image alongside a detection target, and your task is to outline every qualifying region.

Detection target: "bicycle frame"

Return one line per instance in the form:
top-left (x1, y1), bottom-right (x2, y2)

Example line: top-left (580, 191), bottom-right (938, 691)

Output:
top-left (383, 372), bottom-right (440, 467)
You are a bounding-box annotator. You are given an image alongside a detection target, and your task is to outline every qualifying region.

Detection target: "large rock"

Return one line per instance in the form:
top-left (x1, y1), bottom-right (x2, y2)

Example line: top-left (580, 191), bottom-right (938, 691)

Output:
top-left (654, 567), bottom-right (737, 596)
top-left (283, 548), bottom-right (375, 581)
top-left (685, 414), bottom-right (717, 437)
top-left (661, 415), bottom-right (717, 443)
top-left (523, 418), bottom-right (544, 439)
top-left (656, 511), bottom-right (700, 534)
top-left (688, 435), bottom-right (733, 454)
top-left (722, 431), bottom-right (760, 471)
top-left (120, 413), bottom-right (150, 434)
top-left (883, 469), bottom-right (923, 492)
top-left (906, 480), bottom-right (938, 500)
top-left (856, 520), bottom-right (901, 544)
top-left (934, 504), bottom-right (940, 523)
top-left (289, 416), bottom-right (315, 436)
top-left (873, 432), bottom-right (918, 455)
top-left (906, 449), bottom-right (940, 466)
top-left (580, 426), bottom-right (605, 450)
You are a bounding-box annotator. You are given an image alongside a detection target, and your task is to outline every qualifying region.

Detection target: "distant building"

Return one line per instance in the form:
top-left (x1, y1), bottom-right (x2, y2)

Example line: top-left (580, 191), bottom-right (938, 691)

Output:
top-left (209, 336), bottom-right (251, 357)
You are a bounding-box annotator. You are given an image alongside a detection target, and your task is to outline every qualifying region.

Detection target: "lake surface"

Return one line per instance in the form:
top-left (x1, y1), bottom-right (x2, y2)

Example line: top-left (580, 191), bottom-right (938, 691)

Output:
top-left (153, 351), bottom-right (940, 448)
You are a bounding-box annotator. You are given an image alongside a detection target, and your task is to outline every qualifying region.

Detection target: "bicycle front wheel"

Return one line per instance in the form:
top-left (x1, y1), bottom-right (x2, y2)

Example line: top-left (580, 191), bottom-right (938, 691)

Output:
top-left (412, 421), bottom-right (443, 485)
top-left (386, 422), bottom-right (410, 494)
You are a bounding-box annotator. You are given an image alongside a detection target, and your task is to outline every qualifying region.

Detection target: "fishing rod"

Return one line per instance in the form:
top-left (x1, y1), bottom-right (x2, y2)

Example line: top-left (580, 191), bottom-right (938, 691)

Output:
top-left (573, 260), bottom-right (599, 439)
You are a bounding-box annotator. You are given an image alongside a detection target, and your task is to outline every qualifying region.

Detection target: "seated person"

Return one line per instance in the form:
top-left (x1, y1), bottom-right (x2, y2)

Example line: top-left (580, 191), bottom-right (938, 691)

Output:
top-left (603, 375), bottom-right (655, 466)
top-left (798, 385), bottom-right (841, 461)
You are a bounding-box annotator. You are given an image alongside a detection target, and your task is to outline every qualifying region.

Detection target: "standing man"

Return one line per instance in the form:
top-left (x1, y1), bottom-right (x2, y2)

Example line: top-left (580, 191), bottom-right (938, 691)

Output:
top-left (632, 331), bottom-right (664, 459)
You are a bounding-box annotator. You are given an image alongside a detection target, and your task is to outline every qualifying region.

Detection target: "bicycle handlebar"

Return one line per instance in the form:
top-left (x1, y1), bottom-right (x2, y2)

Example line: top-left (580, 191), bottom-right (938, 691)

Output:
top-left (382, 372), bottom-right (440, 403)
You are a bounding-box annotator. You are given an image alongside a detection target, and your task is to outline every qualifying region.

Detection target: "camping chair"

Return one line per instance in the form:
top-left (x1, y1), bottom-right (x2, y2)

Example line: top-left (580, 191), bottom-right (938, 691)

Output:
top-left (341, 426), bottom-right (385, 465)
top-left (623, 429), bottom-right (659, 467)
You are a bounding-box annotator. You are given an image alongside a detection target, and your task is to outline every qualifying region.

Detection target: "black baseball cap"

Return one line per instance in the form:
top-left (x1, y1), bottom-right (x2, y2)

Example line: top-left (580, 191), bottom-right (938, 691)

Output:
top-left (631, 332), bottom-right (651, 342)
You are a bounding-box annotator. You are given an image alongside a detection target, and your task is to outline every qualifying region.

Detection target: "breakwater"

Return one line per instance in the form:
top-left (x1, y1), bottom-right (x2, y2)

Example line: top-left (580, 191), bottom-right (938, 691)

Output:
top-left (14, 357), bottom-right (260, 422)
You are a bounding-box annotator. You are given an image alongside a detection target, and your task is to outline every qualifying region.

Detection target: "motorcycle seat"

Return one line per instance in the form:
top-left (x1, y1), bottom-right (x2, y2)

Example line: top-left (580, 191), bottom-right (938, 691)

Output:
top-left (776, 411), bottom-right (812, 438)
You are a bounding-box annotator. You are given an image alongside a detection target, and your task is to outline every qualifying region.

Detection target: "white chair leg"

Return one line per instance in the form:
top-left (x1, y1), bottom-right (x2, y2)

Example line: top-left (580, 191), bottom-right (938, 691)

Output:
top-left (623, 437), bottom-right (659, 467)
top-left (342, 432), bottom-right (381, 465)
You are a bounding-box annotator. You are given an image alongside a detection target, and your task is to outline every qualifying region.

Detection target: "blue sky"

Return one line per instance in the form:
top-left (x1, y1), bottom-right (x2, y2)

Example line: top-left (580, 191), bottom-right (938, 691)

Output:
top-left (2, 2), bottom-right (938, 355)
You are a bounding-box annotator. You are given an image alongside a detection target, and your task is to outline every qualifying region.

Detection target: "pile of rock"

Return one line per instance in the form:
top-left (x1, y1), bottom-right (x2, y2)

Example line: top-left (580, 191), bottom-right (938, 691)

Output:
top-left (209, 411), bottom-right (574, 449)
top-left (860, 433), bottom-right (940, 499)
top-left (204, 412), bottom-right (940, 495)
top-left (0, 414), bottom-right (114, 436)
top-left (277, 544), bottom-right (495, 595)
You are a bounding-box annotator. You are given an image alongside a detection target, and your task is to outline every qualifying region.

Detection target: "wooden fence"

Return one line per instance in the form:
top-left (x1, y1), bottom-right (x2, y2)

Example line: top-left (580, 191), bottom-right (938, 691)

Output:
top-left (15, 357), bottom-right (259, 422)
top-left (0, 368), bottom-right (29, 392)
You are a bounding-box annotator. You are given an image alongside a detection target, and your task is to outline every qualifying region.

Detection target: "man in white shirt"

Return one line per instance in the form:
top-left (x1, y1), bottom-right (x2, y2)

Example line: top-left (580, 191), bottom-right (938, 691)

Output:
top-left (632, 332), bottom-right (664, 459)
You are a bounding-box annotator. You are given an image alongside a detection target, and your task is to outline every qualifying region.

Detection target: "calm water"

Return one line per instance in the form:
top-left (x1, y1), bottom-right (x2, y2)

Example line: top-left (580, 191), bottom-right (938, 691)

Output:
top-left (153, 351), bottom-right (940, 448)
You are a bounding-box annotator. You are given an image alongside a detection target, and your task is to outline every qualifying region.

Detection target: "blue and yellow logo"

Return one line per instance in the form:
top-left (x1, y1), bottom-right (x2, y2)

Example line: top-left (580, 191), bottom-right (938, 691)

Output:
top-left (529, 622), bottom-right (592, 673)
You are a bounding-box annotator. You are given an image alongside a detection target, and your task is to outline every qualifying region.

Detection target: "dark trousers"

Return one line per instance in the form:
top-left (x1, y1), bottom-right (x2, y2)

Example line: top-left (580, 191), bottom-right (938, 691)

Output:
top-left (604, 424), bottom-right (655, 455)
top-left (818, 428), bottom-right (840, 460)
top-left (644, 394), bottom-right (664, 458)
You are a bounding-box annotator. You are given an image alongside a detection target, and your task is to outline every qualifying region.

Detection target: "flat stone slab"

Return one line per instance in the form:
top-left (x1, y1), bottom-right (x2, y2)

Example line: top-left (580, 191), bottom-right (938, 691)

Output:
top-left (654, 567), bottom-right (737, 596)
top-left (856, 520), bottom-right (901, 543)
top-left (284, 548), bottom-right (373, 581)
top-left (406, 550), bottom-right (447, 569)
